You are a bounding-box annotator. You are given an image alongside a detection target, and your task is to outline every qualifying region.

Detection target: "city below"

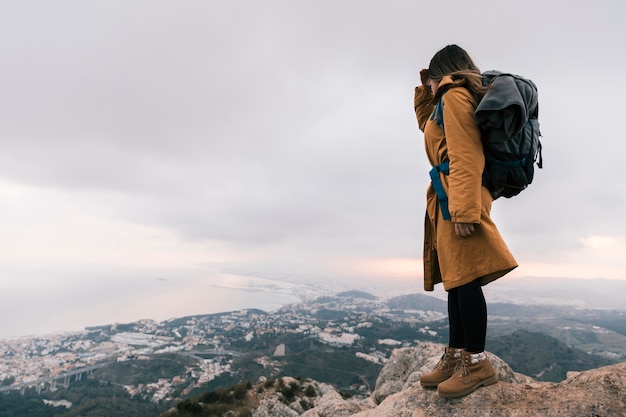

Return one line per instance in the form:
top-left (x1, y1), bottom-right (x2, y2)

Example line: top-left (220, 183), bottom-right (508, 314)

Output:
top-left (1, 280), bottom-right (624, 410)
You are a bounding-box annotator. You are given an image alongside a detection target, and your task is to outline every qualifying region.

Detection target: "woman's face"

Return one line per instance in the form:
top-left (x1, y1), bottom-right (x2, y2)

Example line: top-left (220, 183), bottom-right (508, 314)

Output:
top-left (428, 78), bottom-right (440, 95)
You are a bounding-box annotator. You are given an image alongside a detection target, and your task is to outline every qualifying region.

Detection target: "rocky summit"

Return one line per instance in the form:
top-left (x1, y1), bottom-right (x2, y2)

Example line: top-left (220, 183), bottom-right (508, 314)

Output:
top-left (250, 342), bottom-right (626, 417)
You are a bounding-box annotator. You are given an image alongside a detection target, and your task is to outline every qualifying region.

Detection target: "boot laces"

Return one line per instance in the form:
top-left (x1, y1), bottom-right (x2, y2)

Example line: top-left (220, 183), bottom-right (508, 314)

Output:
top-left (437, 351), bottom-right (451, 373)
top-left (456, 357), bottom-right (472, 384)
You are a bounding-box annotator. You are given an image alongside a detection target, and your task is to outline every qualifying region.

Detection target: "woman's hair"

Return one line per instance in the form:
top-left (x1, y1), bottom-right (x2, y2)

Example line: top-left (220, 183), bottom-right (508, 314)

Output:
top-left (428, 44), bottom-right (486, 102)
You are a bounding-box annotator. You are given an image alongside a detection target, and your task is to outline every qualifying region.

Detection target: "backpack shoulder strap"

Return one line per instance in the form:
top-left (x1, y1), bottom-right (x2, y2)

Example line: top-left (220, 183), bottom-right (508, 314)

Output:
top-left (429, 90), bottom-right (447, 132)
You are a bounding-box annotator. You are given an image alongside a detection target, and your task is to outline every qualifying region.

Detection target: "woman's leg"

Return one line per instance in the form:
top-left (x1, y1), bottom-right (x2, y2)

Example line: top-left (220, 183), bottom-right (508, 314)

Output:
top-left (447, 287), bottom-right (465, 349)
top-left (455, 279), bottom-right (487, 353)
top-left (438, 279), bottom-right (496, 398)
top-left (421, 290), bottom-right (464, 388)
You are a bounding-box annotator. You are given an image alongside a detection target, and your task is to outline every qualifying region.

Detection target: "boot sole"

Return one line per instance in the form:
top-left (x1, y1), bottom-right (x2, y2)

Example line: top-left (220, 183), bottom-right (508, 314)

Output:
top-left (420, 375), bottom-right (454, 388)
top-left (437, 375), bottom-right (498, 399)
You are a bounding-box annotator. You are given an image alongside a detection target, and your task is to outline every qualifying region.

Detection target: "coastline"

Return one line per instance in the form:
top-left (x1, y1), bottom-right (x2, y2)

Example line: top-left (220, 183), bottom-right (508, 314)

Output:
top-left (0, 273), bottom-right (303, 340)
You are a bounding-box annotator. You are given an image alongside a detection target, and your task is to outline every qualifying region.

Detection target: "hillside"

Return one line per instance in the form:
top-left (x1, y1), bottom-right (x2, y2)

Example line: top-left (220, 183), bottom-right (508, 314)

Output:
top-left (386, 293), bottom-right (447, 312)
top-left (159, 342), bottom-right (626, 417)
top-left (488, 329), bottom-right (614, 381)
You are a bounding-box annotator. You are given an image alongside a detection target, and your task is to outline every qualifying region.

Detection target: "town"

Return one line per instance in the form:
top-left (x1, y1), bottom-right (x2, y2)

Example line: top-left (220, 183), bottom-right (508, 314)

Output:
top-left (0, 290), bottom-right (447, 403)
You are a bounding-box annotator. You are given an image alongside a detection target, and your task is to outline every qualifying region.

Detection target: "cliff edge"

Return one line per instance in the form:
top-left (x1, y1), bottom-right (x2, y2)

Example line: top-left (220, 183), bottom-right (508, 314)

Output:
top-left (252, 342), bottom-right (626, 417)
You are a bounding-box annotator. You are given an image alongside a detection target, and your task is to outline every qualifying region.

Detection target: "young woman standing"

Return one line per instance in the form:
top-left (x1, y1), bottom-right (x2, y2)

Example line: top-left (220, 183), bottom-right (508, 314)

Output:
top-left (413, 45), bottom-right (518, 398)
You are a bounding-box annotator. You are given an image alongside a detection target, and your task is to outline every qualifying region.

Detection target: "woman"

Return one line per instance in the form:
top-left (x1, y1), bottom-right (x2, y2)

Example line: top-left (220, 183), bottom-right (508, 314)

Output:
top-left (413, 45), bottom-right (517, 398)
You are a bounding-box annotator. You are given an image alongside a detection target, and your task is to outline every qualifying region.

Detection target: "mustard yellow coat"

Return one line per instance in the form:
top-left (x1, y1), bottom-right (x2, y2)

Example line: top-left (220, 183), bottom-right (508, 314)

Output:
top-left (414, 76), bottom-right (517, 292)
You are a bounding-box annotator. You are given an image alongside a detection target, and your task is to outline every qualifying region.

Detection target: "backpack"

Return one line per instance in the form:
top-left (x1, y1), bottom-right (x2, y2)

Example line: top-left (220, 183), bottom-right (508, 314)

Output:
top-left (430, 71), bottom-right (543, 207)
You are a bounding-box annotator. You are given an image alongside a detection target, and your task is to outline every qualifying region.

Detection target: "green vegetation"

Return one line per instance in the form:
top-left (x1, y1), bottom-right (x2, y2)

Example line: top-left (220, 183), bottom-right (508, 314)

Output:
top-left (52, 397), bottom-right (162, 417)
top-left (582, 311), bottom-right (626, 336)
top-left (313, 309), bottom-right (348, 321)
top-left (488, 330), bottom-right (614, 382)
top-left (0, 394), bottom-right (54, 417)
top-left (158, 377), bottom-right (324, 417)
top-left (279, 347), bottom-right (382, 391)
top-left (0, 379), bottom-right (164, 417)
top-left (1, 377), bottom-right (15, 387)
top-left (0, 354), bottom-right (199, 417)
top-left (93, 353), bottom-right (195, 386)
top-left (356, 317), bottom-right (446, 344)
top-left (159, 380), bottom-right (254, 417)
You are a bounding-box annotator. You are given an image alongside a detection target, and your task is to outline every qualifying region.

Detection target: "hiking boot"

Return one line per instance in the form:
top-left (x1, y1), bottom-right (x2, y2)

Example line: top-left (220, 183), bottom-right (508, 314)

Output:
top-left (419, 346), bottom-right (460, 388)
top-left (437, 350), bottom-right (498, 398)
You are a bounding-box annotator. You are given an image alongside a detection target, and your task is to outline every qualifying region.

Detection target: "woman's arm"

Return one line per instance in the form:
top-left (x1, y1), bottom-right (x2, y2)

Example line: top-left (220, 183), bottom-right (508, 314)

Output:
top-left (414, 69), bottom-right (434, 131)
top-left (442, 88), bottom-right (485, 226)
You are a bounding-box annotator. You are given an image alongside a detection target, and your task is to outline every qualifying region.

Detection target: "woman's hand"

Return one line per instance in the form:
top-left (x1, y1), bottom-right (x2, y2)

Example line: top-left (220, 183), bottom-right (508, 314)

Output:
top-left (420, 68), bottom-right (430, 87)
top-left (454, 222), bottom-right (475, 238)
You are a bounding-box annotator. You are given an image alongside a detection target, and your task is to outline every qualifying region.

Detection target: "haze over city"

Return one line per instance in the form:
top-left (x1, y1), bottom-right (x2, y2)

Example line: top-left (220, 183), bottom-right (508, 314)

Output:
top-left (1, 0), bottom-right (625, 338)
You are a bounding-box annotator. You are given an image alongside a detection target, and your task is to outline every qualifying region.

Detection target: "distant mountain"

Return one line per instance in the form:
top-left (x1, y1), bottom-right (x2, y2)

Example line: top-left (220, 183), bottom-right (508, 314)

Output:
top-left (488, 277), bottom-right (626, 310)
top-left (165, 308), bottom-right (270, 327)
top-left (386, 293), bottom-right (446, 312)
top-left (335, 290), bottom-right (378, 300)
top-left (488, 302), bottom-right (562, 317)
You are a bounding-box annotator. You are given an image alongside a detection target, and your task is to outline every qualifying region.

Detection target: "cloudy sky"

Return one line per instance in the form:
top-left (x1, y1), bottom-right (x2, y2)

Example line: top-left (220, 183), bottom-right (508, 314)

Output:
top-left (1, 1), bottom-right (625, 336)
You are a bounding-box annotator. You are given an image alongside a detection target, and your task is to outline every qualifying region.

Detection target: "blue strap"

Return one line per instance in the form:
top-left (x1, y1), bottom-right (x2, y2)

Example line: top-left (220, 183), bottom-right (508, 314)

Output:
top-left (429, 161), bottom-right (451, 221)
top-left (430, 94), bottom-right (445, 132)
top-left (428, 91), bottom-right (451, 220)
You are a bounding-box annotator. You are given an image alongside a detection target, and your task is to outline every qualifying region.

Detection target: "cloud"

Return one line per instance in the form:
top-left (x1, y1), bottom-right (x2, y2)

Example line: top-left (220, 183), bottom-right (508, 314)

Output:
top-left (1, 0), bottom-right (626, 337)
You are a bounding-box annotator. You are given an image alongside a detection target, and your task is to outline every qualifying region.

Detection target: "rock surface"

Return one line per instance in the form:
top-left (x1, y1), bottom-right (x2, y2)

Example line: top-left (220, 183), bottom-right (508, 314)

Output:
top-left (299, 342), bottom-right (626, 417)
top-left (372, 342), bottom-right (533, 404)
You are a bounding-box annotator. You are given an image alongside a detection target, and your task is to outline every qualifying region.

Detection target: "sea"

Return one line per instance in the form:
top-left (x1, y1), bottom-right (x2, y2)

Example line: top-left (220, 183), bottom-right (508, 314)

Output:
top-left (5, 268), bottom-right (624, 340)
top-left (0, 271), bottom-right (302, 340)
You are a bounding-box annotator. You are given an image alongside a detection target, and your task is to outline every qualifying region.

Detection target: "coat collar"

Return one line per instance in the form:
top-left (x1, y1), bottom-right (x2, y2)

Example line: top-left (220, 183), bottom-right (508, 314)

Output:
top-left (432, 75), bottom-right (468, 103)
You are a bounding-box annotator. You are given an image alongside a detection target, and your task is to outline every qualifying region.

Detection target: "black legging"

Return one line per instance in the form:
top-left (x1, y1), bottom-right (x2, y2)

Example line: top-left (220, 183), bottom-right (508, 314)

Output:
top-left (448, 279), bottom-right (487, 353)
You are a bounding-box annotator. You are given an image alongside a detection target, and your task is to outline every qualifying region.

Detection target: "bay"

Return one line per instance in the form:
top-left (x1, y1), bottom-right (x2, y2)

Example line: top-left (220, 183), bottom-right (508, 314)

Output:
top-left (0, 271), bottom-right (301, 339)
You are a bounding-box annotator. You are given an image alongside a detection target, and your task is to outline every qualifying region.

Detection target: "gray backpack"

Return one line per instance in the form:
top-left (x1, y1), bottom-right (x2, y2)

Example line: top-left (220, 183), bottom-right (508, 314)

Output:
top-left (430, 71), bottom-right (542, 208)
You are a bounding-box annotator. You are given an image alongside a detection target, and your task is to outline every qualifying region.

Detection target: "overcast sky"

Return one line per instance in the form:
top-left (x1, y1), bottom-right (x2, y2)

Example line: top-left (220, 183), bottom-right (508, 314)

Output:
top-left (1, 1), bottom-right (625, 336)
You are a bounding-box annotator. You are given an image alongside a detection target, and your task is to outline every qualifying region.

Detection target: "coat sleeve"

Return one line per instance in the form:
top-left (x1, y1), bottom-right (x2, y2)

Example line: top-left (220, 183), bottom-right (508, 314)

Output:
top-left (414, 86), bottom-right (434, 132)
top-left (442, 88), bottom-right (485, 224)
